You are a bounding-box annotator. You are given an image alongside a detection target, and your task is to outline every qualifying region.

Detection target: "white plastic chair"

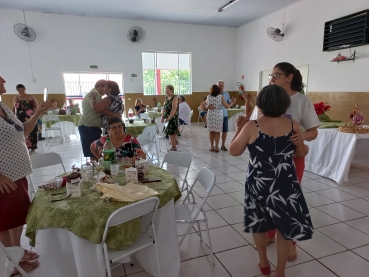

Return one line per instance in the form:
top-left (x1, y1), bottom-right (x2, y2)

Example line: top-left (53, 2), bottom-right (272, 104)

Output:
top-left (240, 105), bottom-right (245, 109)
top-left (155, 117), bottom-right (168, 152)
top-left (175, 167), bottom-right (216, 264)
top-left (161, 152), bottom-right (194, 203)
top-left (197, 106), bottom-right (205, 126)
top-left (180, 110), bottom-right (193, 137)
top-left (42, 115), bottom-right (63, 144)
top-left (0, 242), bottom-right (29, 277)
top-left (139, 113), bottom-right (150, 119)
top-left (139, 126), bottom-right (158, 160)
top-left (28, 152), bottom-right (66, 200)
top-left (101, 197), bottom-right (161, 277)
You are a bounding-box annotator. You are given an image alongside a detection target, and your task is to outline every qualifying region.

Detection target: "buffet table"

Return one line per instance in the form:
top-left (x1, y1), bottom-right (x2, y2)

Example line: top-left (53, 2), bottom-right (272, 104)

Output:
top-left (25, 166), bottom-right (182, 277)
top-left (41, 114), bottom-right (81, 138)
top-left (305, 126), bottom-right (369, 184)
top-left (227, 108), bottom-right (244, 131)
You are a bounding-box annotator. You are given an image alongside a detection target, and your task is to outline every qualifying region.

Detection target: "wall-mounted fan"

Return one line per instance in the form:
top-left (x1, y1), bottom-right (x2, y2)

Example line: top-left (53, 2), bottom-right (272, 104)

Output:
top-left (14, 23), bottom-right (36, 42)
top-left (127, 26), bottom-right (146, 44)
top-left (267, 27), bottom-right (284, 42)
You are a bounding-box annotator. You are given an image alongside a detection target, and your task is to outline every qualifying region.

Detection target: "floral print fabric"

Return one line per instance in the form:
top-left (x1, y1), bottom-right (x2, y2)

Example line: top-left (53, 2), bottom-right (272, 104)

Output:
top-left (163, 95), bottom-right (179, 135)
top-left (93, 135), bottom-right (143, 158)
top-left (244, 120), bottom-right (313, 241)
top-left (14, 98), bottom-right (38, 149)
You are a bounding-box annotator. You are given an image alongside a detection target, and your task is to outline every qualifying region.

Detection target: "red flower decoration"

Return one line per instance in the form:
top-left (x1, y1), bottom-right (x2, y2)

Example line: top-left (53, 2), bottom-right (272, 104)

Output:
top-left (313, 102), bottom-right (331, 116)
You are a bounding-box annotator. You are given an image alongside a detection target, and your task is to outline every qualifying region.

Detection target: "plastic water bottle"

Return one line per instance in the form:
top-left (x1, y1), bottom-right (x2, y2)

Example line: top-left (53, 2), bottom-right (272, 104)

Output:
top-left (128, 108), bottom-right (134, 118)
top-left (157, 102), bottom-right (161, 108)
top-left (103, 137), bottom-right (115, 173)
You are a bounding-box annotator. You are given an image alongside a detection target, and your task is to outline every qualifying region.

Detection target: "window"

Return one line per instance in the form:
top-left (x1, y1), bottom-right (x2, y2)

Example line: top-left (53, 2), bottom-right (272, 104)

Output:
top-left (142, 52), bottom-right (191, 95)
top-left (63, 73), bottom-right (124, 97)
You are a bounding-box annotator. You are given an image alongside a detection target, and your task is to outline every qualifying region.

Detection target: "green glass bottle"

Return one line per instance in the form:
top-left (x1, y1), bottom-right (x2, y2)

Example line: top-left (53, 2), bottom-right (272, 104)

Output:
top-left (103, 137), bottom-right (115, 173)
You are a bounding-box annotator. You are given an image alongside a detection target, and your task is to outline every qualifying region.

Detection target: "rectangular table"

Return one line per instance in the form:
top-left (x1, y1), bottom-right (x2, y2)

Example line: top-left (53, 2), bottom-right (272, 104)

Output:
top-left (305, 127), bottom-right (369, 184)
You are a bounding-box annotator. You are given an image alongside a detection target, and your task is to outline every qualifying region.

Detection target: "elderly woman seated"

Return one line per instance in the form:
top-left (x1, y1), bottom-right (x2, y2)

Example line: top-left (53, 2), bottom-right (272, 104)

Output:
top-left (90, 117), bottom-right (146, 162)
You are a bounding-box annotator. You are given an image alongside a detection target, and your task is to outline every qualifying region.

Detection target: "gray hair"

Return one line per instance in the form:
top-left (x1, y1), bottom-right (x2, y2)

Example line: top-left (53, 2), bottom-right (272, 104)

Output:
top-left (178, 95), bottom-right (185, 102)
top-left (217, 80), bottom-right (224, 85)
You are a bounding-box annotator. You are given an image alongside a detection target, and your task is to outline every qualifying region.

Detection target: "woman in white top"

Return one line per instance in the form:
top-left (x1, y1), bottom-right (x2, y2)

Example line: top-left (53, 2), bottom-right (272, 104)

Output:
top-left (0, 75), bottom-right (51, 274)
top-left (207, 84), bottom-right (234, 152)
top-left (239, 62), bottom-right (320, 262)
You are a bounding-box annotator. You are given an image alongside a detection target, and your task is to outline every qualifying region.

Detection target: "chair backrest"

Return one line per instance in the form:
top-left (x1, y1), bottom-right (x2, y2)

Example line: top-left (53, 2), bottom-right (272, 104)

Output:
top-left (240, 105), bottom-right (245, 109)
top-left (101, 197), bottom-right (160, 243)
top-left (183, 167), bottom-right (215, 204)
top-left (140, 125), bottom-right (157, 142)
top-left (30, 152), bottom-right (66, 172)
top-left (161, 152), bottom-right (192, 169)
top-left (155, 117), bottom-right (165, 134)
top-left (184, 110), bottom-right (193, 124)
top-left (198, 106), bottom-right (202, 112)
top-left (42, 114), bottom-right (60, 123)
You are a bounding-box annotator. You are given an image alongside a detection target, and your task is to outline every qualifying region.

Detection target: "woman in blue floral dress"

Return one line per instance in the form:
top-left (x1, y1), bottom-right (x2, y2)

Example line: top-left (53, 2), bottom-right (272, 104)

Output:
top-left (229, 85), bottom-right (312, 277)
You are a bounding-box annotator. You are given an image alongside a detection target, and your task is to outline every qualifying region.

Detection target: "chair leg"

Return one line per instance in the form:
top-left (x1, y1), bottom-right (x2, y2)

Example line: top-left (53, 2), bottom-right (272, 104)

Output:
top-left (152, 224), bottom-right (162, 277)
top-left (102, 244), bottom-right (112, 277)
top-left (197, 221), bottom-right (203, 241)
top-left (178, 221), bottom-right (194, 246)
top-left (203, 213), bottom-right (215, 264)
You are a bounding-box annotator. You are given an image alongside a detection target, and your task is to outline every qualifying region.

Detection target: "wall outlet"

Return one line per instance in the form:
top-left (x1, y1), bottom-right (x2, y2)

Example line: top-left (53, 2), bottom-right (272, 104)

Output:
top-left (128, 98), bottom-right (131, 100)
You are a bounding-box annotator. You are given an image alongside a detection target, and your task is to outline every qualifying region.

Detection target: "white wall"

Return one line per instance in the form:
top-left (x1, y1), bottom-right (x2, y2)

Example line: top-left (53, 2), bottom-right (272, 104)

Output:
top-left (0, 9), bottom-right (237, 94)
top-left (236, 0), bottom-right (369, 92)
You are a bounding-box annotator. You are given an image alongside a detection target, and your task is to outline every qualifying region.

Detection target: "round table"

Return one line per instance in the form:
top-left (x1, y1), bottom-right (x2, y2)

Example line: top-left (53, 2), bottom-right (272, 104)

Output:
top-left (227, 108), bottom-right (244, 132)
top-left (25, 166), bottom-right (182, 277)
top-left (147, 111), bottom-right (162, 119)
top-left (41, 114), bottom-right (81, 138)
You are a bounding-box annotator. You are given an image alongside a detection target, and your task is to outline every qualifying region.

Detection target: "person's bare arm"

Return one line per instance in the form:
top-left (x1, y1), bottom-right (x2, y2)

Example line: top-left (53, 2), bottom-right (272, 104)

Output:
top-left (291, 120), bottom-right (309, 157)
top-left (100, 110), bottom-right (122, 118)
top-left (12, 96), bottom-right (17, 113)
top-left (221, 96), bottom-right (235, 109)
top-left (90, 143), bottom-right (101, 160)
top-left (91, 97), bottom-right (111, 112)
top-left (229, 120), bottom-right (253, 156)
top-left (200, 102), bottom-right (208, 111)
top-left (167, 97), bottom-right (178, 121)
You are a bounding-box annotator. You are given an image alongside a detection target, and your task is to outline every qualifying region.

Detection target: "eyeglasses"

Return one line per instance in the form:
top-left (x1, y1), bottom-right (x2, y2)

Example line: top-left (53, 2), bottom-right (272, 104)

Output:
top-left (109, 125), bottom-right (124, 130)
top-left (48, 192), bottom-right (72, 202)
top-left (2, 117), bottom-right (23, 131)
top-left (268, 72), bottom-right (285, 80)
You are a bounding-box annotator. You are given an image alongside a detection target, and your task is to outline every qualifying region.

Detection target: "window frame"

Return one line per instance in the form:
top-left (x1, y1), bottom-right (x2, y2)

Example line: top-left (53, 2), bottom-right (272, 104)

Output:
top-left (142, 51), bottom-right (192, 95)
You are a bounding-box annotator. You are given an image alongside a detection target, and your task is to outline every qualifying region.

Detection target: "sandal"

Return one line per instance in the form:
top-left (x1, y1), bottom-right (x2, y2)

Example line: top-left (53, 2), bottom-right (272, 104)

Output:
top-left (221, 146), bottom-right (228, 151)
top-left (214, 147), bottom-right (219, 153)
top-left (209, 148), bottom-right (214, 152)
top-left (169, 148), bottom-right (177, 151)
top-left (11, 260), bottom-right (40, 276)
top-left (258, 263), bottom-right (271, 276)
top-left (22, 249), bottom-right (39, 261)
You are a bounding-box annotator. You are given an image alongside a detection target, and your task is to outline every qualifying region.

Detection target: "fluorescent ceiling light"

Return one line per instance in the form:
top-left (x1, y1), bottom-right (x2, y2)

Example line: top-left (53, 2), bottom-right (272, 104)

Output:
top-left (218, 0), bottom-right (239, 12)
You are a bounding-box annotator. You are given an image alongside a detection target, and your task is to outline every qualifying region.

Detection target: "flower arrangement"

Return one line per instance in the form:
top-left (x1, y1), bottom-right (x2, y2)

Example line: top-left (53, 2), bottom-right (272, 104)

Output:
top-left (314, 102), bottom-right (331, 122)
top-left (338, 105), bottom-right (369, 134)
top-left (349, 104), bottom-right (365, 126)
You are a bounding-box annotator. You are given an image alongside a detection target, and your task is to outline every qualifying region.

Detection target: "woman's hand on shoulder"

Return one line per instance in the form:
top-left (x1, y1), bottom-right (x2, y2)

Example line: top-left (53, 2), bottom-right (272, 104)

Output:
top-left (0, 174), bottom-right (17, 193)
top-left (290, 120), bottom-right (304, 145)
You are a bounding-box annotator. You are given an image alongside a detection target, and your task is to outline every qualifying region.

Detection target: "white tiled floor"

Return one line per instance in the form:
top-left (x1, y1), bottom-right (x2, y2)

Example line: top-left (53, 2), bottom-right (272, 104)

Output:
top-left (21, 125), bottom-right (369, 277)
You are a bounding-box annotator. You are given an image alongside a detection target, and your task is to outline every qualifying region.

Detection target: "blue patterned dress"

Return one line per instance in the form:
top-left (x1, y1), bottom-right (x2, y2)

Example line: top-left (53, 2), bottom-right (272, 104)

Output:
top-left (244, 120), bottom-right (313, 241)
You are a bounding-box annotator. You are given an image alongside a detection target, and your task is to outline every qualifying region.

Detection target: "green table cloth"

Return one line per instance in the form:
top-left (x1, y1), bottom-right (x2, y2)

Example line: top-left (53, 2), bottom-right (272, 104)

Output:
top-left (227, 108), bottom-right (244, 119)
top-left (147, 111), bottom-right (162, 119)
top-left (125, 121), bottom-right (156, 137)
top-left (42, 114), bottom-right (81, 128)
top-left (25, 166), bottom-right (181, 250)
top-left (319, 121), bottom-right (345, 129)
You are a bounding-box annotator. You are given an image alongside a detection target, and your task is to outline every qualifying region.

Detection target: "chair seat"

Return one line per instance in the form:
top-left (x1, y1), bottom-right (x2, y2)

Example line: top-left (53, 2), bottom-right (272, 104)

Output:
top-left (107, 231), bottom-right (154, 263)
top-left (175, 204), bottom-right (205, 223)
top-left (45, 127), bottom-right (61, 131)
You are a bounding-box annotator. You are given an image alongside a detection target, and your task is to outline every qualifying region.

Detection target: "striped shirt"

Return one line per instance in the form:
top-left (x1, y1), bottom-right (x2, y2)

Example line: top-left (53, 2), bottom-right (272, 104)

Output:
top-left (78, 88), bottom-right (103, 128)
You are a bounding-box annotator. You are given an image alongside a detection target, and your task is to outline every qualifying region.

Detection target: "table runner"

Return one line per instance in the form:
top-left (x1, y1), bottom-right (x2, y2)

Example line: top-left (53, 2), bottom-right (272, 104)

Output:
top-left (125, 121), bottom-right (156, 137)
top-left (42, 114), bottom-right (81, 128)
top-left (227, 108), bottom-right (244, 119)
top-left (25, 166), bottom-right (181, 250)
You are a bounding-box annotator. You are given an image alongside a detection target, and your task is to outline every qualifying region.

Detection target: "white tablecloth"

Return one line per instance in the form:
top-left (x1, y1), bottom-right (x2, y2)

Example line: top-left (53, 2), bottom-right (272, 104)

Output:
top-left (36, 199), bottom-right (180, 277)
top-left (42, 121), bottom-right (78, 137)
top-left (228, 112), bottom-right (244, 132)
top-left (305, 128), bottom-right (369, 184)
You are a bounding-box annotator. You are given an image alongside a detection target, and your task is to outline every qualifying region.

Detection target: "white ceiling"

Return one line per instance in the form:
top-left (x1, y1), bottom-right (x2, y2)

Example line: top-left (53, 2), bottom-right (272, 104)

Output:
top-left (0, 0), bottom-right (301, 27)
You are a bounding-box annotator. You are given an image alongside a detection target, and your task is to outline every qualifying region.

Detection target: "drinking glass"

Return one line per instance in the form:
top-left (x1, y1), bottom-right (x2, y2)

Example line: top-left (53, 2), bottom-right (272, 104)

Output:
top-left (110, 164), bottom-right (119, 179)
top-left (87, 169), bottom-right (95, 182)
